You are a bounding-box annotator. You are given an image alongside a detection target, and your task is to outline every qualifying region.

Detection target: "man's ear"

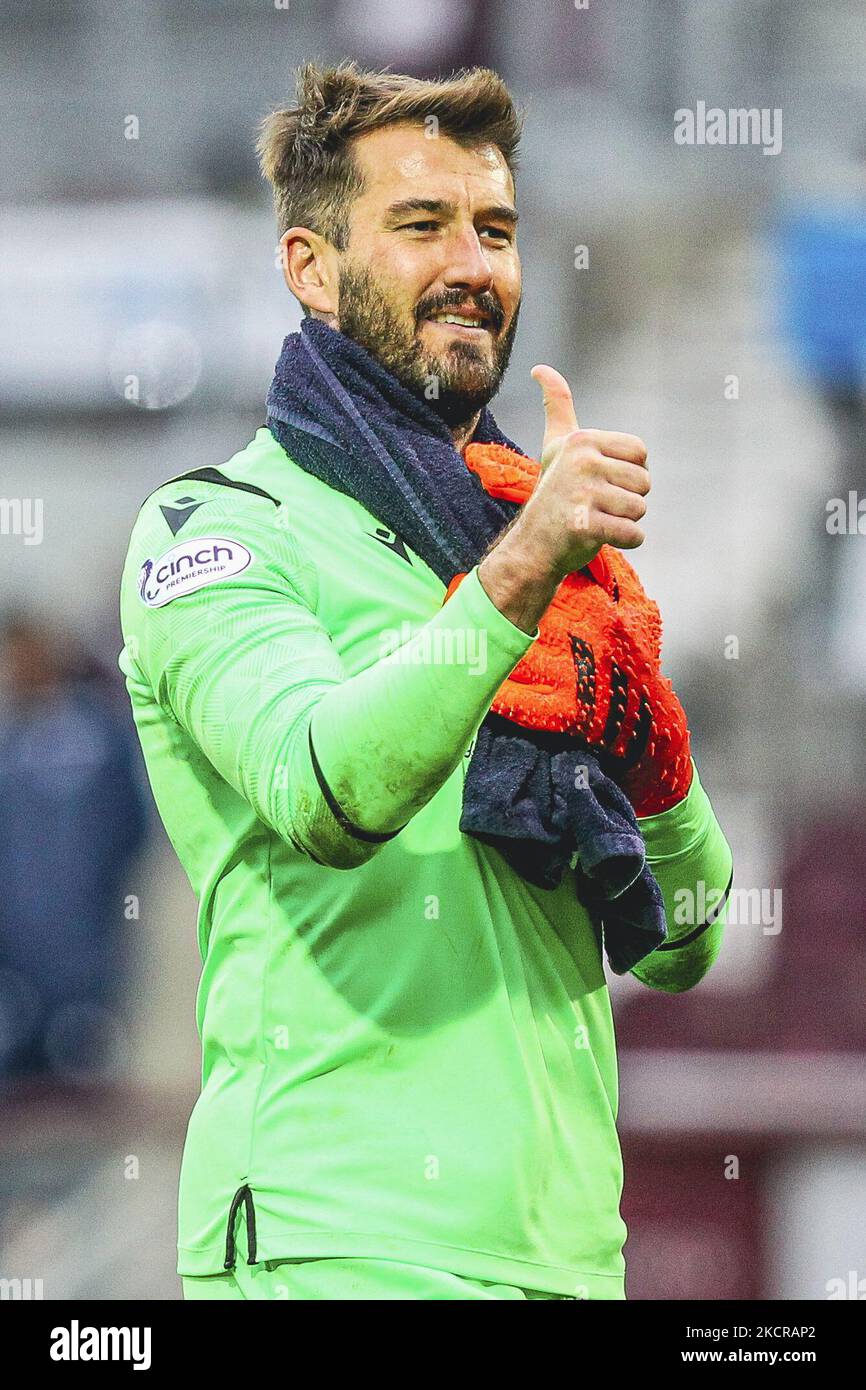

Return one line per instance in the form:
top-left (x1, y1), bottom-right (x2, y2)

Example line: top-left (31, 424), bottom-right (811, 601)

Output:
top-left (280, 227), bottom-right (338, 318)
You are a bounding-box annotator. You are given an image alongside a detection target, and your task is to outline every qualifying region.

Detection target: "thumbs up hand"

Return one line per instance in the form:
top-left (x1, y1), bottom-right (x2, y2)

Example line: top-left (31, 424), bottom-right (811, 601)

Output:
top-left (522, 364), bottom-right (651, 579)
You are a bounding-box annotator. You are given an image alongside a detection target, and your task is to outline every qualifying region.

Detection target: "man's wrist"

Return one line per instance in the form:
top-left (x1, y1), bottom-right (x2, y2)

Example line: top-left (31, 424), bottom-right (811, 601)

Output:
top-left (477, 536), bottom-right (560, 635)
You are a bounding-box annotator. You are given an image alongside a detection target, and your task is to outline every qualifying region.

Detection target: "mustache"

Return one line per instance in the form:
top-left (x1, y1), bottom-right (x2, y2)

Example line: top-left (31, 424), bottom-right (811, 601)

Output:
top-left (414, 292), bottom-right (506, 334)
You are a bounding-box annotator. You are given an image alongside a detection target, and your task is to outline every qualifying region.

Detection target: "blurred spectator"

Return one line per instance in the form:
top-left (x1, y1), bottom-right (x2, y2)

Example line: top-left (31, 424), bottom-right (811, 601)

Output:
top-left (0, 614), bottom-right (147, 1091)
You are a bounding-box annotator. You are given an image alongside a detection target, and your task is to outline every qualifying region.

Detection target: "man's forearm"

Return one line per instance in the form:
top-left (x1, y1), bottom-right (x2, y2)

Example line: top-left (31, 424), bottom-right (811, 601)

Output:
top-left (298, 564), bottom-right (537, 862)
top-left (477, 530), bottom-right (561, 634)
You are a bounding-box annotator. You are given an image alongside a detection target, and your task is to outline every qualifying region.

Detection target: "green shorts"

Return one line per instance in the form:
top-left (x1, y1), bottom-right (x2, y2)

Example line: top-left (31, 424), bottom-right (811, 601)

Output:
top-left (183, 1258), bottom-right (581, 1301)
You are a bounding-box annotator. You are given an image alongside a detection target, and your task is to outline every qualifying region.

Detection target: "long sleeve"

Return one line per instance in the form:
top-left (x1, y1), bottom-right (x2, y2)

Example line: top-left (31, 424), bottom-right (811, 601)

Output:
top-left (122, 501), bottom-right (537, 870)
top-left (307, 565), bottom-right (538, 849)
top-left (631, 760), bottom-right (734, 992)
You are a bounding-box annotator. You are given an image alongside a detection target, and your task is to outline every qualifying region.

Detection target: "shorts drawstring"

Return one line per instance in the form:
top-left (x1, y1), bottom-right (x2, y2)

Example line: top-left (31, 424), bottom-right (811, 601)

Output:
top-left (223, 1184), bottom-right (258, 1269)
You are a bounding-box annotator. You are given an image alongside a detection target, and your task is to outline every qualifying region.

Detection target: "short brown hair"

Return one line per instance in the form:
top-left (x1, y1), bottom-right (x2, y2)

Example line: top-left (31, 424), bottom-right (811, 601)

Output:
top-left (257, 61), bottom-right (523, 251)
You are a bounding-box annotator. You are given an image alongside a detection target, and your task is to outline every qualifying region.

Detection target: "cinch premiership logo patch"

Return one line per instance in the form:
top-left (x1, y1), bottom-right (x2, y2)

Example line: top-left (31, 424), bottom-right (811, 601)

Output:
top-left (138, 536), bottom-right (252, 608)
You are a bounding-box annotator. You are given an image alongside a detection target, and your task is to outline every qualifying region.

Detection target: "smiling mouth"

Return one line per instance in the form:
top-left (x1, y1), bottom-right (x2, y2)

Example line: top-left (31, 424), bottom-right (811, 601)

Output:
top-left (423, 310), bottom-right (495, 336)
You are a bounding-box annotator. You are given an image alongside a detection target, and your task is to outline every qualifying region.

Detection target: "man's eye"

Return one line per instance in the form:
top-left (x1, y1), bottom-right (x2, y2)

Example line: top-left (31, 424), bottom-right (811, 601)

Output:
top-left (480, 226), bottom-right (512, 243)
top-left (402, 221), bottom-right (439, 232)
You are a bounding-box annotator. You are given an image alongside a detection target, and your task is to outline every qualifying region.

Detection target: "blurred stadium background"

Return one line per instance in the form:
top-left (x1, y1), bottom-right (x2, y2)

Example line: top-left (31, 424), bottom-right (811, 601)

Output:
top-left (1, 0), bottom-right (865, 1301)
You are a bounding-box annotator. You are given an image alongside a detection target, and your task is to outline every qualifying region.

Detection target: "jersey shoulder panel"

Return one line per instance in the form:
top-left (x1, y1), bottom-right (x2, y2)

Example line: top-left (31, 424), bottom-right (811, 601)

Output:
top-left (120, 430), bottom-right (320, 636)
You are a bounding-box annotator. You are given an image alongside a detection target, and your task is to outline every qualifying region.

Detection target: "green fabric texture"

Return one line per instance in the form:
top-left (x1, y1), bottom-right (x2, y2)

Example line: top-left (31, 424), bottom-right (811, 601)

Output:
top-left (182, 1260), bottom-right (579, 1301)
top-left (633, 764), bottom-right (733, 991)
top-left (120, 427), bottom-right (731, 1300)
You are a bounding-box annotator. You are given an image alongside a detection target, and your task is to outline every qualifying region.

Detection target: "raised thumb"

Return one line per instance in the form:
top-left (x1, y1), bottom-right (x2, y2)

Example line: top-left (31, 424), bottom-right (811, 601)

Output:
top-left (530, 363), bottom-right (579, 454)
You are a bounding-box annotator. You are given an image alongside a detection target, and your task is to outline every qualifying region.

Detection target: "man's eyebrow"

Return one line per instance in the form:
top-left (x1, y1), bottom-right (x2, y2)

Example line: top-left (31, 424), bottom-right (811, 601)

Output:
top-left (478, 203), bottom-right (519, 227)
top-left (384, 198), bottom-right (518, 227)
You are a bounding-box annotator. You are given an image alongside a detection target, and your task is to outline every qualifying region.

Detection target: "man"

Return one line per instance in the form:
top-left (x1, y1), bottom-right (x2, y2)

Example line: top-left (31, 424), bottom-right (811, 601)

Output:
top-left (119, 62), bottom-right (733, 1301)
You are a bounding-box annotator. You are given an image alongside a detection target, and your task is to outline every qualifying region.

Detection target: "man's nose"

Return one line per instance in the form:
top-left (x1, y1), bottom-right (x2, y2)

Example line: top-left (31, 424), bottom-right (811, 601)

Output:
top-left (441, 227), bottom-right (494, 294)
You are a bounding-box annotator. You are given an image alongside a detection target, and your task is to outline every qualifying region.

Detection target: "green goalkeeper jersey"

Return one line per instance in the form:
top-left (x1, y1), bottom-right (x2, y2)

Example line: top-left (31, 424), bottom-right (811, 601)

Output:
top-left (119, 426), bottom-right (733, 1299)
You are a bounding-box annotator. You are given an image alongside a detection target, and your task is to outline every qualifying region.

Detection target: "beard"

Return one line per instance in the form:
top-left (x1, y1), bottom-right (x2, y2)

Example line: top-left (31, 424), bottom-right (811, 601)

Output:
top-left (334, 260), bottom-right (520, 430)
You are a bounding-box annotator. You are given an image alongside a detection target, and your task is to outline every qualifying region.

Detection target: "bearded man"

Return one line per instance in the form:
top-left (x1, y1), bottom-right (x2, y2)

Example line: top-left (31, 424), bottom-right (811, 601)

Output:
top-left (120, 62), bottom-right (733, 1302)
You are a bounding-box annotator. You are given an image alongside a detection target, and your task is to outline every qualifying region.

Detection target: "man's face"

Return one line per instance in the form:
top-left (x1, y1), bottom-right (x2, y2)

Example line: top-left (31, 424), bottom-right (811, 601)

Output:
top-left (333, 123), bottom-right (521, 428)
